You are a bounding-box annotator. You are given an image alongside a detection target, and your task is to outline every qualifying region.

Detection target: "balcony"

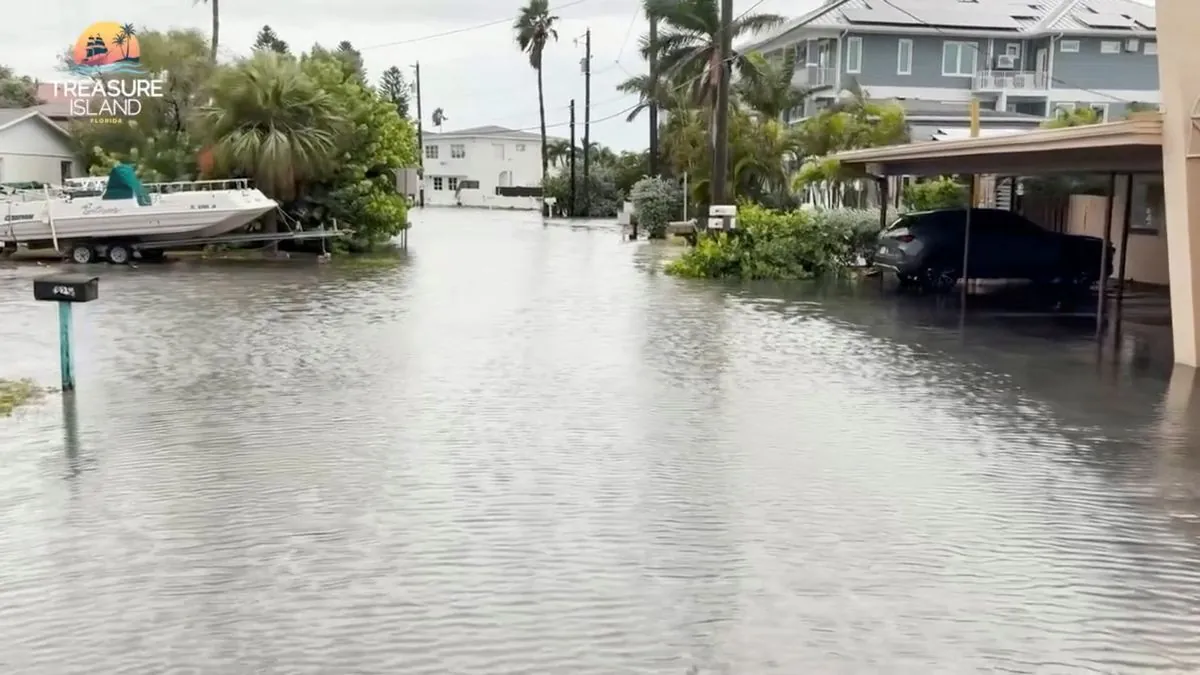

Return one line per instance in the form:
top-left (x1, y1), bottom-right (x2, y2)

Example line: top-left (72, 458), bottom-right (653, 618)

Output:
top-left (973, 70), bottom-right (1050, 92)
top-left (792, 66), bottom-right (837, 90)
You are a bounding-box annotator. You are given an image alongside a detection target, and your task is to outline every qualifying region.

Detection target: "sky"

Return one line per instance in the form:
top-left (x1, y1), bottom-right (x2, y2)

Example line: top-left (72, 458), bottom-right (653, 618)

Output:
top-left (1, 0), bottom-right (816, 151)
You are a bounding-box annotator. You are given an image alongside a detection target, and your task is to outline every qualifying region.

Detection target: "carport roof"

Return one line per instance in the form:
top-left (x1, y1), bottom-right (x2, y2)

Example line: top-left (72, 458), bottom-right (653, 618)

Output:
top-left (833, 114), bottom-right (1163, 177)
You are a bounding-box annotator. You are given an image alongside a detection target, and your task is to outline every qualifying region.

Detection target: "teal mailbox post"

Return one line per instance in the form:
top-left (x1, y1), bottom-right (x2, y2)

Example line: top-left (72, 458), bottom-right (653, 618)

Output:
top-left (33, 274), bottom-right (99, 392)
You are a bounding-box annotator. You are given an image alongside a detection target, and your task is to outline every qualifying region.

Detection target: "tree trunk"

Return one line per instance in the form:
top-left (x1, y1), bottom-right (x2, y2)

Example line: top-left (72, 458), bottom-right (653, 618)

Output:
top-left (537, 65), bottom-right (548, 217)
top-left (209, 0), bottom-right (220, 63)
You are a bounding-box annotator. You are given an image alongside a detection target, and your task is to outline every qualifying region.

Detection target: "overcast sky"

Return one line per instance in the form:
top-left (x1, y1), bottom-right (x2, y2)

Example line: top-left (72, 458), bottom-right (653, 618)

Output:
top-left (2, 0), bottom-right (813, 151)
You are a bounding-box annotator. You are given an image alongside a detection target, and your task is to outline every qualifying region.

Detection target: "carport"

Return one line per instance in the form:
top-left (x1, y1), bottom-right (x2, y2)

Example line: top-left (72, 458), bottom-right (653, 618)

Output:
top-left (832, 114), bottom-right (1165, 341)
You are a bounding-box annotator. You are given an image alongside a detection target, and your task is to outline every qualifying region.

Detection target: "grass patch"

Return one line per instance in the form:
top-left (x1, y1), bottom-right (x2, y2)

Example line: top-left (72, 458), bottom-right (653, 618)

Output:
top-left (0, 379), bottom-right (43, 416)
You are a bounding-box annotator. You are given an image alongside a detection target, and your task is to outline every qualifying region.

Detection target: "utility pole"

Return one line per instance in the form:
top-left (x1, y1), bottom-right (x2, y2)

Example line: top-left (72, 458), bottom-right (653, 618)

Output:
top-left (412, 61), bottom-right (425, 208)
top-left (582, 28), bottom-right (591, 216)
top-left (569, 99), bottom-right (577, 218)
top-left (647, 14), bottom-right (659, 177)
top-left (709, 0), bottom-right (733, 213)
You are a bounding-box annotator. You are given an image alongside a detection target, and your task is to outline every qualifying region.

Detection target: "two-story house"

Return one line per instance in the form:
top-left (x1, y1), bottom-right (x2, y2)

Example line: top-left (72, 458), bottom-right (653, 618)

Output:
top-left (745, 0), bottom-right (1158, 138)
top-left (420, 126), bottom-right (560, 210)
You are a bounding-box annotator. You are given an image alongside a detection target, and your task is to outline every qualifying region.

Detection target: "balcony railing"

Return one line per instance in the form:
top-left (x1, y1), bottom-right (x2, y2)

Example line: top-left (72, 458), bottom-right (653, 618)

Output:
top-left (973, 70), bottom-right (1050, 92)
top-left (792, 66), bottom-right (837, 90)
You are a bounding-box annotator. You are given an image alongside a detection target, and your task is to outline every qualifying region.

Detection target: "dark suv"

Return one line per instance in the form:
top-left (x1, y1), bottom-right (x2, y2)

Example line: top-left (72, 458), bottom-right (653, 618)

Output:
top-left (873, 208), bottom-right (1114, 291)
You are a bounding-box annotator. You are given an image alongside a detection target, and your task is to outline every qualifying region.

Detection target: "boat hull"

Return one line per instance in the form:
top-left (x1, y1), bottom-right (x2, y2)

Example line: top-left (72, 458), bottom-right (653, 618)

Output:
top-left (0, 189), bottom-right (278, 246)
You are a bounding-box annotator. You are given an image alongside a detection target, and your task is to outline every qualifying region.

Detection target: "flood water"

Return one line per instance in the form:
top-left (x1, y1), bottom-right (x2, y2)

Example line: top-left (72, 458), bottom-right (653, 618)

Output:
top-left (2, 208), bottom-right (1200, 674)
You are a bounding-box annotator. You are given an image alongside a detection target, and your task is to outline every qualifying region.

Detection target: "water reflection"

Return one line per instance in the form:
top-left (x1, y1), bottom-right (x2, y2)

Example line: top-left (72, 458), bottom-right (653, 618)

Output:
top-left (0, 209), bottom-right (1199, 673)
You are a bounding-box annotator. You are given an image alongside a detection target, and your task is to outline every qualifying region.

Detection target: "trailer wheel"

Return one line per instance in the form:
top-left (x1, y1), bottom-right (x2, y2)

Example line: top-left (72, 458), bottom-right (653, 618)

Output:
top-left (69, 244), bottom-right (95, 264)
top-left (106, 243), bottom-right (132, 265)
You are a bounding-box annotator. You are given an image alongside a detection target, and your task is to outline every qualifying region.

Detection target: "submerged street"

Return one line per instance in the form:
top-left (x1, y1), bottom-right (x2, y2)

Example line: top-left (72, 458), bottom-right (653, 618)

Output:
top-left (1, 208), bottom-right (1199, 673)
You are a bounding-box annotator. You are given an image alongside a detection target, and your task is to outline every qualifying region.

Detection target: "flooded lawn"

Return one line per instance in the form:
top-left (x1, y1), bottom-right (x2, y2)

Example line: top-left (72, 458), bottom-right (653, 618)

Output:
top-left (1, 208), bottom-right (1198, 674)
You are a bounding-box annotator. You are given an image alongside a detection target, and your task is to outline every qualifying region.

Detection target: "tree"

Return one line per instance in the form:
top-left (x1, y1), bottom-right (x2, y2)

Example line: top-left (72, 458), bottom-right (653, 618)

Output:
top-left (0, 66), bottom-right (39, 108)
top-left (195, 51), bottom-right (342, 242)
top-left (336, 41), bottom-right (366, 83)
top-left (642, 0), bottom-right (783, 116)
top-left (70, 29), bottom-right (213, 181)
top-left (194, 0), bottom-right (219, 62)
top-left (378, 66), bottom-right (411, 118)
top-left (431, 107), bottom-right (447, 130)
top-left (513, 0), bottom-right (559, 195)
top-left (304, 43), bottom-right (366, 85)
top-left (301, 50), bottom-right (418, 249)
top-left (735, 50), bottom-right (822, 120)
top-left (253, 25), bottom-right (289, 54)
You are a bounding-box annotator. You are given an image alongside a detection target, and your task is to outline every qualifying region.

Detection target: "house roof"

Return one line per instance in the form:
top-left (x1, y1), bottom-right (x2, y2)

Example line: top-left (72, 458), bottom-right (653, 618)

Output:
top-left (746, 0), bottom-right (1155, 51)
top-left (426, 125), bottom-right (565, 143)
top-left (0, 109), bottom-right (73, 140)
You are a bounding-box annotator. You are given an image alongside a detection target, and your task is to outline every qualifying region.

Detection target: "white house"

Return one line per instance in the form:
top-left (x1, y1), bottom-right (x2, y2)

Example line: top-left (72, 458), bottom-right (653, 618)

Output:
top-left (419, 125), bottom-right (560, 210)
top-left (0, 109), bottom-right (78, 184)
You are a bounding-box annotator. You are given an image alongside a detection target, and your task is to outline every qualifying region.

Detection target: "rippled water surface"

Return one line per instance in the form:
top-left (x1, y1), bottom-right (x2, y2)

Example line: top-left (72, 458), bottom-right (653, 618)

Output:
top-left (3, 209), bottom-right (1200, 674)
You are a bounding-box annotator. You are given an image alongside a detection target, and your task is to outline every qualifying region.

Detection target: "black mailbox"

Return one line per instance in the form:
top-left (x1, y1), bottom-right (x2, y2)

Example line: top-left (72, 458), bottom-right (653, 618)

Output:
top-left (33, 274), bottom-right (99, 303)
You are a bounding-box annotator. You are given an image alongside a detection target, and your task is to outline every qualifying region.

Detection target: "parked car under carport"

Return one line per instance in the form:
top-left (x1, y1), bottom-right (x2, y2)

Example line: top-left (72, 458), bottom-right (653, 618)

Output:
top-left (873, 208), bottom-right (1115, 293)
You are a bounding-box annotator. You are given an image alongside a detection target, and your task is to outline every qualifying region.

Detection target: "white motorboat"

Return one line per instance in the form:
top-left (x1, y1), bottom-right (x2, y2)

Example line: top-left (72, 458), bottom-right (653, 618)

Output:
top-left (1, 165), bottom-right (278, 251)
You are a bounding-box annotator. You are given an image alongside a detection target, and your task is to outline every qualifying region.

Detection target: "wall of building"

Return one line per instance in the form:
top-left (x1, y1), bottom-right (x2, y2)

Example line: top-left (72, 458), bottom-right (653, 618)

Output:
top-left (1050, 36), bottom-right (1159, 92)
top-left (0, 117), bottom-right (76, 184)
top-left (421, 135), bottom-right (543, 210)
top-left (1065, 177), bottom-right (1168, 286)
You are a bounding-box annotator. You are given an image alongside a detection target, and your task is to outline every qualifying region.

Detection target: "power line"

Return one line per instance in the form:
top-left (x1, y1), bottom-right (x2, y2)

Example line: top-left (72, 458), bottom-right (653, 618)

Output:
top-left (357, 0), bottom-right (594, 52)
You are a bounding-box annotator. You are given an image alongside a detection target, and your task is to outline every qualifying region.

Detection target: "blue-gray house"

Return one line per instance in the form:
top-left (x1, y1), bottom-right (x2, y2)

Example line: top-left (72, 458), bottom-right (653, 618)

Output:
top-left (743, 0), bottom-right (1159, 130)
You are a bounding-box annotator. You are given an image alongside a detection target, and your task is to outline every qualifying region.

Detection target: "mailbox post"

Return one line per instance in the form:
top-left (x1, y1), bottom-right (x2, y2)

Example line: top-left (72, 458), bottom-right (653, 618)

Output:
top-left (32, 274), bottom-right (99, 392)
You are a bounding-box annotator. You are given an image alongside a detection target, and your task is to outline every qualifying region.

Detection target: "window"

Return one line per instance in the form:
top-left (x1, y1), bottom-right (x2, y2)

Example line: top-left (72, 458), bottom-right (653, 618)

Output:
top-left (515, 144), bottom-right (526, 152)
top-left (1128, 175), bottom-right (1164, 235)
top-left (896, 38), bottom-right (912, 75)
top-left (425, 145), bottom-right (439, 159)
top-left (1053, 101), bottom-right (1076, 114)
top-left (1144, 41), bottom-right (1157, 55)
top-left (448, 177), bottom-right (459, 190)
top-left (845, 36), bottom-right (862, 74)
top-left (1004, 43), bottom-right (1020, 57)
top-left (941, 41), bottom-right (978, 76)
top-left (1059, 39), bottom-right (1080, 53)
top-left (450, 144), bottom-right (465, 158)
top-left (1089, 103), bottom-right (1108, 121)
top-left (1100, 40), bottom-right (1121, 54)
top-left (432, 176), bottom-right (444, 190)
top-left (60, 160), bottom-right (73, 184)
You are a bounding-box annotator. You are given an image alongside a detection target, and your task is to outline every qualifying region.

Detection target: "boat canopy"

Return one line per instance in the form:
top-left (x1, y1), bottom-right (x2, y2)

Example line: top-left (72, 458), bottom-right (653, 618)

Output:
top-left (102, 164), bottom-right (152, 206)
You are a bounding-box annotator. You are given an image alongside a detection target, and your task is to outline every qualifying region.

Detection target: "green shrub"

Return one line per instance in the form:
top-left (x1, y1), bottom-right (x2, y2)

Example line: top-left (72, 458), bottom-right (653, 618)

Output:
top-left (629, 176), bottom-right (681, 238)
top-left (810, 207), bottom-right (897, 261)
top-left (666, 204), bottom-right (851, 279)
top-left (902, 177), bottom-right (967, 211)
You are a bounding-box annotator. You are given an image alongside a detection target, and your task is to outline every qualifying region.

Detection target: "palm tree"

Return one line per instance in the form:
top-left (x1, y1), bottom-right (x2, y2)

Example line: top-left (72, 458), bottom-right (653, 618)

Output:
top-left (546, 138), bottom-right (572, 168)
top-left (642, 0), bottom-right (783, 116)
top-left (513, 0), bottom-right (559, 193)
top-left (735, 50), bottom-right (823, 120)
top-left (194, 0), bottom-right (219, 62)
top-left (195, 52), bottom-right (341, 243)
top-left (615, 72), bottom-right (674, 122)
top-left (431, 107), bottom-right (447, 131)
top-left (114, 33), bottom-right (128, 61)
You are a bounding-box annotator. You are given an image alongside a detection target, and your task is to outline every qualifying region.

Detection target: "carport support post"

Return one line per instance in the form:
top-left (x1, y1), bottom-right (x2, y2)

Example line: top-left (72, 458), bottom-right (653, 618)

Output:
top-left (960, 176), bottom-right (977, 303)
top-left (1096, 172), bottom-right (1117, 338)
top-left (1115, 174), bottom-right (1134, 310)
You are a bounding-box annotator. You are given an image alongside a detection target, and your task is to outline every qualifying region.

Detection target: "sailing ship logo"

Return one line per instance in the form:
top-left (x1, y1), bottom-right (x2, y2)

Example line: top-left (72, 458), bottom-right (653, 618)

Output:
top-left (70, 22), bottom-right (145, 76)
